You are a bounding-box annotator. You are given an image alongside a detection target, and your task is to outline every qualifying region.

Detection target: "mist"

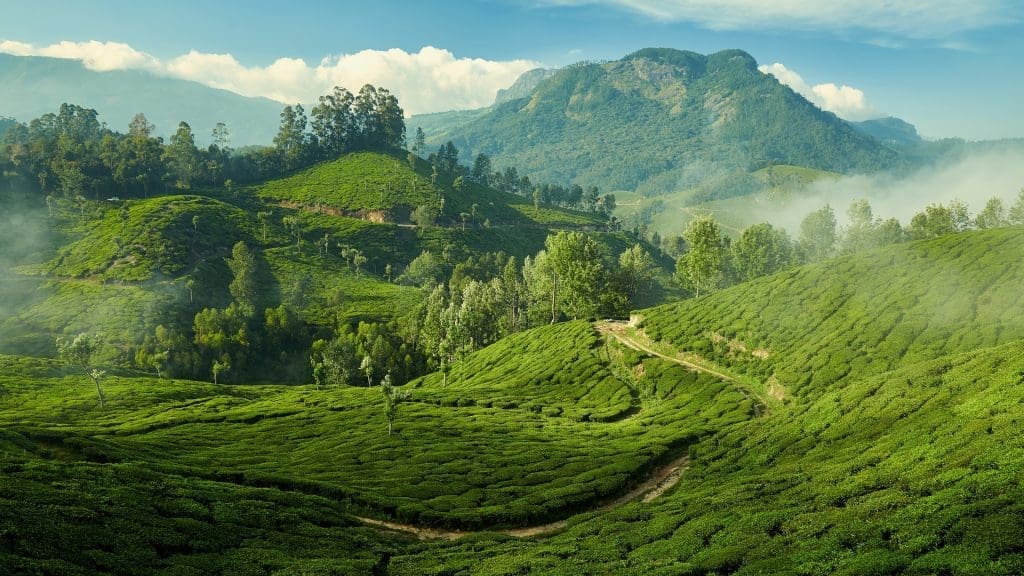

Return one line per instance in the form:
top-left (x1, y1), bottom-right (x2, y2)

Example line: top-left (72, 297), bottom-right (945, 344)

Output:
top-left (764, 147), bottom-right (1024, 234)
top-left (0, 191), bottom-right (58, 354)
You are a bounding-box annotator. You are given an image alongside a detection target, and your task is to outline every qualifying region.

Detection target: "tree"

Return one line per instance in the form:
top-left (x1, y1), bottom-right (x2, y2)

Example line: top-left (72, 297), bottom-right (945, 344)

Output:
top-left (732, 223), bottom-right (793, 282)
top-left (212, 357), bottom-right (230, 385)
top-left (412, 127), bottom-right (426, 157)
top-left (282, 216), bottom-right (303, 248)
top-left (380, 372), bottom-right (410, 436)
top-left (352, 250), bottom-right (367, 276)
top-left (798, 205), bottom-right (837, 262)
top-left (677, 216), bottom-right (726, 298)
top-left (545, 231), bottom-right (605, 320)
top-left (226, 241), bottom-right (257, 315)
top-left (56, 333), bottom-right (106, 407)
top-left (841, 199), bottom-right (880, 254)
top-left (257, 211), bottom-right (271, 242)
top-left (163, 122), bottom-right (200, 188)
top-left (1009, 189), bottom-right (1024, 225)
top-left (975, 197), bottom-right (1008, 229)
top-left (909, 203), bottom-right (958, 240)
top-left (617, 244), bottom-right (655, 306)
top-left (411, 204), bottom-right (437, 230)
top-left (471, 153), bottom-right (492, 185)
top-left (361, 355), bottom-right (375, 387)
top-left (274, 104), bottom-right (309, 170)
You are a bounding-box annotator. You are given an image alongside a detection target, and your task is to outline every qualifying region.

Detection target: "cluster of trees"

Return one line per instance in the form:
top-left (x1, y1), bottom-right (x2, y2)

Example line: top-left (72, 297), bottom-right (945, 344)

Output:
top-left (672, 192), bottom-right (1024, 297)
top-left (130, 241), bottom-right (423, 385)
top-left (272, 85), bottom-right (405, 172)
top-left (0, 86), bottom-right (405, 200)
top-left (410, 135), bottom-right (617, 219)
top-left (404, 232), bottom-right (655, 382)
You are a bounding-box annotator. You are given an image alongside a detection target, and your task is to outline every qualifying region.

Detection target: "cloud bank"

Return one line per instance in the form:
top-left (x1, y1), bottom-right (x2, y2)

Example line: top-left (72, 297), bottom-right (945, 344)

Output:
top-left (0, 40), bottom-right (539, 115)
top-left (544, 0), bottom-right (1015, 38)
top-left (759, 62), bottom-right (876, 121)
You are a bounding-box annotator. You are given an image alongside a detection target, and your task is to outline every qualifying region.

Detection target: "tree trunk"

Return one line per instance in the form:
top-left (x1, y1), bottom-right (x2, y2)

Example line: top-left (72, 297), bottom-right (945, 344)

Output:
top-left (92, 377), bottom-right (105, 408)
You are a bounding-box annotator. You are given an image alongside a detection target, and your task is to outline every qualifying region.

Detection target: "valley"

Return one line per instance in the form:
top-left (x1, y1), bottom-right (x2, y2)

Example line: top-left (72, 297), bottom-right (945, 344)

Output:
top-left (1, 22), bottom-right (1023, 576)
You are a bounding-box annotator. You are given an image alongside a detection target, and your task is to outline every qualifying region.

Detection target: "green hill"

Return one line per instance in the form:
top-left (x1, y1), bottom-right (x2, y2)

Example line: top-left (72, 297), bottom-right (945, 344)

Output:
top-left (641, 227), bottom-right (1024, 396)
top-left (387, 227), bottom-right (1024, 574)
top-left (410, 48), bottom-right (898, 198)
top-left (2, 218), bottom-right (1024, 574)
top-left (254, 150), bottom-right (603, 229)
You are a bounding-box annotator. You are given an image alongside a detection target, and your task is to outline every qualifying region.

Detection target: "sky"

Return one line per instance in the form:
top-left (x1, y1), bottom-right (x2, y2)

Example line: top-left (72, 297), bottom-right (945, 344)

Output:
top-left (0, 0), bottom-right (1022, 140)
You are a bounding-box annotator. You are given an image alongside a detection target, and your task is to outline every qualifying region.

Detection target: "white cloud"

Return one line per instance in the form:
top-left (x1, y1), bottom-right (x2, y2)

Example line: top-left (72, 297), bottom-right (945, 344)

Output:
top-left (0, 39), bottom-right (159, 72)
top-left (543, 0), bottom-right (1015, 38)
top-left (759, 62), bottom-right (877, 121)
top-left (0, 40), bottom-right (539, 115)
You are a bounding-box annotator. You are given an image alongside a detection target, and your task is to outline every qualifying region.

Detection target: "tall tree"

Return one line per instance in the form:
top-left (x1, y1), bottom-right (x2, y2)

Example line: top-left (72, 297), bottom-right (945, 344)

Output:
top-left (471, 153), bottom-right (492, 185)
top-left (1009, 189), bottom-right (1024, 225)
top-left (545, 231), bottom-right (605, 320)
top-left (732, 223), bottom-right (793, 282)
top-left (163, 121), bottom-right (200, 188)
top-left (975, 197), bottom-right (1008, 229)
top-left (798, 204), bottom-right (837, 262)
top-left (677, 216), bottom-right (726, 298)
top-left (56, 333), bottom-right (107, 407)
top-left (411, 127), bottom-right (426, 156)
top-left (274, 104), bottom-right (309, 170)
top-left (226, 241), bottom-right (258, 316)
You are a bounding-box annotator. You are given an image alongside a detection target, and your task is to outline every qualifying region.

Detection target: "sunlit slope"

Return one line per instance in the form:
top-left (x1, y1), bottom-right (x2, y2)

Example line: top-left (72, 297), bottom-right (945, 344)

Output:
top-left (641, 226), bottom-right (1024, 397)
top-left (0, 322), bottom-right (752, 531)
top-left (254, 150), bottom-right (603, 229)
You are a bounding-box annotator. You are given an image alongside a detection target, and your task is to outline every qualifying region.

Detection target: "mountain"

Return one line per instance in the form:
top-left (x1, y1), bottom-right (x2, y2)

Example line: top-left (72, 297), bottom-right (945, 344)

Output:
top-left (851, 116), bottom-right (922, 148)
top-left (410, 48), bottom-right (899, 198)
top-left (0, 54), bottom-right (281, 146)
top-left (493, 67), bottom-right (558, 104)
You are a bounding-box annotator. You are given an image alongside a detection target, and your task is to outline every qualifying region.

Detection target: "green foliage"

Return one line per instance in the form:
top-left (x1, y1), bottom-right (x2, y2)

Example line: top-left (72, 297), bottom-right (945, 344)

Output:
top-left (676, 216), bottom-right (726, 297)
top-left (48, 195), bottom-right (256, 282)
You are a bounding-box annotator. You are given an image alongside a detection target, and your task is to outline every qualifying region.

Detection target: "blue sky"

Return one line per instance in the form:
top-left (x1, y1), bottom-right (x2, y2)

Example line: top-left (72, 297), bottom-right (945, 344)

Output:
top-left (1, 0), bottom-right (1022, 139)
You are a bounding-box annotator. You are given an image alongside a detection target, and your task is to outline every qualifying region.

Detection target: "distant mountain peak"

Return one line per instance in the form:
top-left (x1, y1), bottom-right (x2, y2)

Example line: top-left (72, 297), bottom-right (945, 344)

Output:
top-left (410, 46), bottom-right (898, 198)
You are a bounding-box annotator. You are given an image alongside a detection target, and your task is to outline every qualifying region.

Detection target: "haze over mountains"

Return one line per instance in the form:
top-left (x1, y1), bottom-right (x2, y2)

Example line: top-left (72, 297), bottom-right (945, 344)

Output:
top-left (0, 54), bottom-right (281, 146)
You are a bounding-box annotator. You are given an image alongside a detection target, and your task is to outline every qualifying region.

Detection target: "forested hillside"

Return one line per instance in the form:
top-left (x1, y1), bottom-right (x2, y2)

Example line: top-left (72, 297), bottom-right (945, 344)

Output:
top-left (411, 48), bottom-right (898, 198)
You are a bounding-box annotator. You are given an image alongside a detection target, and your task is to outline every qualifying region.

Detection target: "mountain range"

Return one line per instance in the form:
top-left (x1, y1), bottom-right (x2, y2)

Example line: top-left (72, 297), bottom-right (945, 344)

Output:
top-left (0, 53), bottom-right (281, 146)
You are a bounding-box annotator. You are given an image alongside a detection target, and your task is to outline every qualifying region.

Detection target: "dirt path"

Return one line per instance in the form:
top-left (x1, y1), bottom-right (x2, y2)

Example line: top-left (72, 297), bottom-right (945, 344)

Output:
top-left (355, 453), bottom-right (690, 541)
top-left (598, 321), bottom-right (734, 382)
top-left (355, 321), bottom-right (750, 541)
top-left (598, 320), bottom-right (769, 417)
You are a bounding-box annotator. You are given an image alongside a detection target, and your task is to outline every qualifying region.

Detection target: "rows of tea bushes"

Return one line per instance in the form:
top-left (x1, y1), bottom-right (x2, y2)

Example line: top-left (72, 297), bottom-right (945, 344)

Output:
top-left (391, 339), bottom-right (1024, 574)
top-left (642, 227), bottom-right (1024, 397)
top-left (0, 321), bottom-right (751, 532)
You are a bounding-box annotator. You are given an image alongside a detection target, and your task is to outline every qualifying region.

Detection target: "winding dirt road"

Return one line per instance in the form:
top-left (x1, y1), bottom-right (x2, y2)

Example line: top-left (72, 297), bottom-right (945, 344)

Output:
top-left (354, 452), bottom-right (690, 541)
top-left (354, 320), bottom-right (748, 541)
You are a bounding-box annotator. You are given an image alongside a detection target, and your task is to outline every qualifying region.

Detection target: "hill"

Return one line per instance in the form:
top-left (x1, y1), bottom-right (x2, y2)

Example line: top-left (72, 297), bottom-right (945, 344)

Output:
top-left (640, 226), bottom-right (1024, 395)
top-left (388, 227), bottom-right (1024, 574)
top-left (3, 227), bottom-right (1024, 574)
top-left (410, 48), bottom-right (898, 198)
top-left (0, 53), bottom-right (281, 145)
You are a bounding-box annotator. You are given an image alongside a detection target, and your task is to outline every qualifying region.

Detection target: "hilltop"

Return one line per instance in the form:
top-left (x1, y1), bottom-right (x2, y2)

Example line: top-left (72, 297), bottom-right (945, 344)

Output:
top-left (410, 48), bottom-right (898, 198)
